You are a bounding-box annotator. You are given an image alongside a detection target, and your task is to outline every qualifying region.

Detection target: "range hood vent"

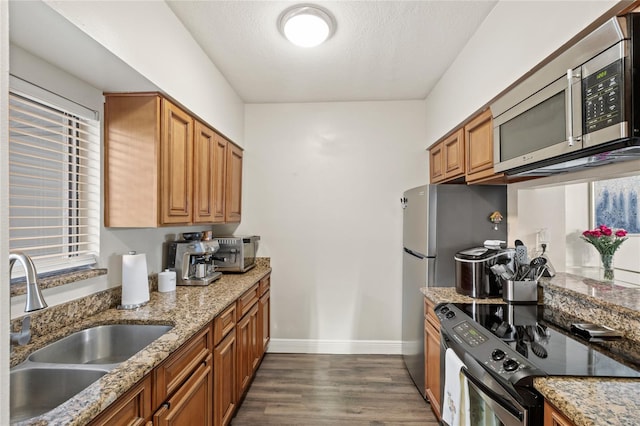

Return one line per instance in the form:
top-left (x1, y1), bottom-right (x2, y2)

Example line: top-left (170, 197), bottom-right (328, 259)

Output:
top-left (503, 138), bottom-right (640, 177)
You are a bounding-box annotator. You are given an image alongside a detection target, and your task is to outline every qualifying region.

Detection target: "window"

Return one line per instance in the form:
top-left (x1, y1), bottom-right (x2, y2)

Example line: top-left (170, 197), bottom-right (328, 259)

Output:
top-left (8, 78), bottom-right (100, 280)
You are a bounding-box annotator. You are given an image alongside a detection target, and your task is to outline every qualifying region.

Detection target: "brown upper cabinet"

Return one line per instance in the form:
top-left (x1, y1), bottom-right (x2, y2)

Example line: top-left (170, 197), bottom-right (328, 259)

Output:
top-left (429, 128), bottom-right (465, 183)
top-left (428, 108), bottom-right (504, 184)
top-left (104, 92), bottom-right (243, 227)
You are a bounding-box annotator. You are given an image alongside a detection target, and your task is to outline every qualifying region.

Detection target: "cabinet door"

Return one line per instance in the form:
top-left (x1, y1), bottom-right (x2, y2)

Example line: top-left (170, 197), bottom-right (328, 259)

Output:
top-left (443, 128), bottom-right (465, 180)
top-left (153, 354), bottom-right (213, 426)
top-left (214, 329), bottom-right (237, 426)
top-left (425, 318), bottom-right (441, 420)
top-left (161, 99), bottom-right (193, 225)
top-left (259, 290), bottom-right (270, 358)
top-left (193, 121), bottom-right (219, 224)
top-left (249, 302), bottom-right (261, 372)
top-left (465, 109), bottom-right (497, 182)
top-left (236, 303), bottom-right (258, 399)
top-left (212, 135), bottom-right (228, 223)
top-left (88, 375), bottom-right (151, 426)
top-left (224, 142), bottom-right (243, 223)
top-left (429, 142), bottom-right (445, 183)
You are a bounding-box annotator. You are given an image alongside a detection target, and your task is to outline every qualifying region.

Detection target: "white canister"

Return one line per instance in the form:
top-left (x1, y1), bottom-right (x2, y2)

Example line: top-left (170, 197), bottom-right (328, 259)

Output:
top-left (158, 269), bottom-right (177, 293)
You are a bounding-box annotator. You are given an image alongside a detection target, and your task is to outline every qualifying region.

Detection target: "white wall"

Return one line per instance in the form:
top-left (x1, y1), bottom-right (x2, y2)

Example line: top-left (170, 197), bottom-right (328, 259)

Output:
top-left (424, 0), bottom-right (621, 144)
top-left (238, 101), bottom-right (427, 353)
top-left (44, 0), bottom-right (244, 144)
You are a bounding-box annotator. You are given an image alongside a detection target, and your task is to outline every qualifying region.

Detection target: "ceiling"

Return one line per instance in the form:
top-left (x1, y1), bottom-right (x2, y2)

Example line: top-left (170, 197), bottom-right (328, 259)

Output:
top-left (9, 1), bottom-right (498, 105)
top-left (166, 1), bottom-right (497, 103)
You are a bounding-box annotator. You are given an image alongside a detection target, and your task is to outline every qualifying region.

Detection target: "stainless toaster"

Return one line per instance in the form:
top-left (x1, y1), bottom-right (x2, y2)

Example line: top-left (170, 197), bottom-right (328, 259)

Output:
top-left (213, 236), bottom-right (260, 273)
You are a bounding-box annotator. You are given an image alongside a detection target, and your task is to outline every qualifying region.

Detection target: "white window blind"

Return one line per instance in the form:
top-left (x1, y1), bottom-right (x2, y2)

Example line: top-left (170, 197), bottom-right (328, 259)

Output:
top-left (8, 86), bottom-right (100, 280)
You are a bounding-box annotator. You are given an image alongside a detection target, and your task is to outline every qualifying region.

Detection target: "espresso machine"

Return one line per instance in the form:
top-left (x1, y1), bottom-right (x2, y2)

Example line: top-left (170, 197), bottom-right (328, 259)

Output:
top-left (165, 240), bottom-right (223, 286)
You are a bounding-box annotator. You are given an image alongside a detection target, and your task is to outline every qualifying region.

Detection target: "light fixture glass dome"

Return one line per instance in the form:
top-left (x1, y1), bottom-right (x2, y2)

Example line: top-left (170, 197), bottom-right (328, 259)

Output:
top-left (279, 5), bottom-right (336, 48)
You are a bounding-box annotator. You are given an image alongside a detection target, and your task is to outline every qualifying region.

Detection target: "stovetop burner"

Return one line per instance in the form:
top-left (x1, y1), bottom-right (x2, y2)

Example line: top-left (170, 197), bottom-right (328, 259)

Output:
top-left (451, 302), bottom-right (640, 379)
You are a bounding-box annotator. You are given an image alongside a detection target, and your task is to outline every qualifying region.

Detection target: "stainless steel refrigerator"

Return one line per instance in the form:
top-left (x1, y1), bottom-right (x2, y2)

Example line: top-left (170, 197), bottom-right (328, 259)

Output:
top-left (401, 184), bottom-right (507, 398)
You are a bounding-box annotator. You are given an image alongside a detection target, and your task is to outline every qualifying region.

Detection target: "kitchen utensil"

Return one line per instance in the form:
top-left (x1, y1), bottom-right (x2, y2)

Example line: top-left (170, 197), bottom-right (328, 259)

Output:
top-left (530, 339), bottom-right (548, 358)
top-left (515, 326), bottom-right (528, 357)
top-left (534, 264), bottom-right (549, 282)
top-left (515, 244), bottom-right (528, 272)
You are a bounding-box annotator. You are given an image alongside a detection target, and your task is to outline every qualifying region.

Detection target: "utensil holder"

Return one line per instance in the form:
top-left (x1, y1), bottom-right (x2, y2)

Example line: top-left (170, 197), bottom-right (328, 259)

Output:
top-left (502, 279), bottom-right (539, 303)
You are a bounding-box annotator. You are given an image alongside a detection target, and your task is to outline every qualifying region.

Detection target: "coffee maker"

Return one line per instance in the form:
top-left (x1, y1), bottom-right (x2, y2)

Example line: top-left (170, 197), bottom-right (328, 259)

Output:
top-left (165, 240), bottom-right (223, 286)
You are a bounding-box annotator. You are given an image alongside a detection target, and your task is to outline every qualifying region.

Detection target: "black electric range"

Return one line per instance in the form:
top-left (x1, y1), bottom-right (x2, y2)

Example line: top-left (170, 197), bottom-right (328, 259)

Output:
top-left (450, 302), bottom-right (640, 379)
top-left (437, 302), bottom-right (640, 426)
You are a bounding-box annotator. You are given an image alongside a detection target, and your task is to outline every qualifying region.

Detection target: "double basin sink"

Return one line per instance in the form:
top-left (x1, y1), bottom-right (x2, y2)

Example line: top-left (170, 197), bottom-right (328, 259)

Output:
top-left (11, 323), bottom-right (173, 423)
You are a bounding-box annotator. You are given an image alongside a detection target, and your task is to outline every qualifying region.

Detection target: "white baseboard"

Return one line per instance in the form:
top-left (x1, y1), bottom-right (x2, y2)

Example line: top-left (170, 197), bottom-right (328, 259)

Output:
top-left (266, 338), bottom-right (402, 355)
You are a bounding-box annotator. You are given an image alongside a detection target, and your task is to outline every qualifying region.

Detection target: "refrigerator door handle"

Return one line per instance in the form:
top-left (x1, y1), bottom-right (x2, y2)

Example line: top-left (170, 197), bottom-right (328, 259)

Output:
top-left (403, 247), bottom-right (434, 259)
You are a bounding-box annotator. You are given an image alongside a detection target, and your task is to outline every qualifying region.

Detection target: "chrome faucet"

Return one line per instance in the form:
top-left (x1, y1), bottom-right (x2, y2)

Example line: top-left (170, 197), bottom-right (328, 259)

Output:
top-left (9, 251), bottom-right (48, 348)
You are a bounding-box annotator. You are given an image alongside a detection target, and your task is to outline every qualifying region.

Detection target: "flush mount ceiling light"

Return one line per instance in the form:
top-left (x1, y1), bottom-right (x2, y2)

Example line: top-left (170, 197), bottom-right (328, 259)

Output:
top-left (278, 4), bottom-right (336, 48)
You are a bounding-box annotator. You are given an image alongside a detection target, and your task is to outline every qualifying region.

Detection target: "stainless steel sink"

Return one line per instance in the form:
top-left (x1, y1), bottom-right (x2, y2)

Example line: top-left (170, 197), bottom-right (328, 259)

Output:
top-left (11, 323), bottom-right (173, 423)
top-left (28, 324), bottom-right (173, 365)
top-left (10, 368), bottom-right (107, 422)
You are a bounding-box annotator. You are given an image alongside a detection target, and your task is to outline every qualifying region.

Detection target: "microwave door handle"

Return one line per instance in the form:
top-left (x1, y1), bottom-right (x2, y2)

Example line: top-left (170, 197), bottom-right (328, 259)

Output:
top-left (566, 68), bottom-right (581, 147)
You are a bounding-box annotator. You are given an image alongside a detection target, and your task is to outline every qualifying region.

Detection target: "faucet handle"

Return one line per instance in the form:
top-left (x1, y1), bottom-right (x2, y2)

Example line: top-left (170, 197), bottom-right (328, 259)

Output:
top-left (10, 316), bottom-right (31, 346)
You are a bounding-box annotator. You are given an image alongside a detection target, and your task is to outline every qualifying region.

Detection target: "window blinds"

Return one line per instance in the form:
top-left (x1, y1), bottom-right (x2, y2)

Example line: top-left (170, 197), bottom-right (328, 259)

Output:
top-left (8, 90), bottom-right (100, 280)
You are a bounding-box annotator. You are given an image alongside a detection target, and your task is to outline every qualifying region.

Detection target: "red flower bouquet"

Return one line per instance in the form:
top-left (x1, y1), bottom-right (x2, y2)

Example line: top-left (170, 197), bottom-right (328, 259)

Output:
top-left (581, 225), bottom-right (628, 281)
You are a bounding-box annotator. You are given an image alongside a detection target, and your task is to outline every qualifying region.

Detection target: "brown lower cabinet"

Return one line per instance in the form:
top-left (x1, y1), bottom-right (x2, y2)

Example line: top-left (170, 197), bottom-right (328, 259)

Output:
top-left (89, 272), bottom-right (271, 426)
top-left (153, 354), bottom-right (213, 425)
top-left (424, 298), bottom-right (441, 420)
top-left (544, 400), bottom-right (576, 426)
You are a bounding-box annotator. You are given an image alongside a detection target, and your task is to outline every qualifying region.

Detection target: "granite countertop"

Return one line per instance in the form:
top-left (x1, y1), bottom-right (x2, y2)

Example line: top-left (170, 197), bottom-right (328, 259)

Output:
top-left (421, 278), bottom-right (640, 426)
top-left (534, 377), bottom-right (640, 426)
top-left (11, 261), bottom-right (271, 426)
top-left (421, 287), bottom-right (504, 305)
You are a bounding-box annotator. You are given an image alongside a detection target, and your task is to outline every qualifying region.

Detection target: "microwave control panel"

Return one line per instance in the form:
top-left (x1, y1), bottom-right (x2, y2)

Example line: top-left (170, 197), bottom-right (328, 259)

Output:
top-left (583, 59), bottom-right (623, 134)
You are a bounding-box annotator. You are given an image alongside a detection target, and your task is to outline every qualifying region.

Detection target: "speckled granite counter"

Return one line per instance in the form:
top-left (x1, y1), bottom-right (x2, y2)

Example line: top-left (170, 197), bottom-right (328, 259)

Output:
top-left (421, 287), bottom-right (504, 305)
top-left (541, 272), bottom-right (640, 342)
top-left (10, 259), bottom-right (271, 426)
top-left (534, 376), bottom-right (640, 426)
top-left (421, 278), bottom-right (640, 426)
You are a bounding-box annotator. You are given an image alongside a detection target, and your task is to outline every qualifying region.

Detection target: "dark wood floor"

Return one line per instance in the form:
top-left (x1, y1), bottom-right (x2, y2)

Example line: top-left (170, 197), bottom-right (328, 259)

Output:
top-left (231, 353), bottom-right (439, 425)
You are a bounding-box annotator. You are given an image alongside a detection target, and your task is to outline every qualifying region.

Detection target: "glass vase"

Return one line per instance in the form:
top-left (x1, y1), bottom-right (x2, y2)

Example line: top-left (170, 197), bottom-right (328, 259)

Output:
top-left (600, 254), bottom-right (614, 281)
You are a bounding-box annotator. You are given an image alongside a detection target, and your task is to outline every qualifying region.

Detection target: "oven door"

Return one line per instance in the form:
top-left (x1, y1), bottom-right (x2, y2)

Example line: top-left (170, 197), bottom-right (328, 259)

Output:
top-left (440, 331), bottom-right (533, 426)
top-left (462, 368), bottom-right (527, 426)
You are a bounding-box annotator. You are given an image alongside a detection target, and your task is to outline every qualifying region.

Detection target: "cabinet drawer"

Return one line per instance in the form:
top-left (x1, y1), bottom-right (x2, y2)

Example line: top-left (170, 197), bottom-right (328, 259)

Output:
top-left (214, 303), bottom-right (236, 346)
top-left (236, 283), bottom-right (259, 321)
top-left (88, 375), bottom-right (151, 426)
top-left (154, 324), bottom-right (211, 405)
top-left (259, 274), bottom-right (270, 296)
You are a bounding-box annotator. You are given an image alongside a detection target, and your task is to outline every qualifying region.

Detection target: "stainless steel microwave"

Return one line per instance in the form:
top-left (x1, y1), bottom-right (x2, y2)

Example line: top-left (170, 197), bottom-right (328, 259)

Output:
top-left (491, 14), bottom-right (640, 176)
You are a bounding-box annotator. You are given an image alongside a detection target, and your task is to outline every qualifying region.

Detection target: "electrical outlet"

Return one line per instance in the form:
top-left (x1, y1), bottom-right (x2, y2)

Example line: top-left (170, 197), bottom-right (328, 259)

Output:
top-left (536, 228), bottom-right (549, 253)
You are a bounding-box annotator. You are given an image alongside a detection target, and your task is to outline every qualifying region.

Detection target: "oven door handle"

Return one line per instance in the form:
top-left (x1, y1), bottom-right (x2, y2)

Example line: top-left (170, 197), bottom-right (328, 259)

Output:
top-left (461, 367), bottom-right (525, 423)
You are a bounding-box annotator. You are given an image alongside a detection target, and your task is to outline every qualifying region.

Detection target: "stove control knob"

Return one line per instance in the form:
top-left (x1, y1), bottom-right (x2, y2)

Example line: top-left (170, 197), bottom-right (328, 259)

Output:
top-left (445, 311), bottom-right (456, 319)
top-left (491, 349), bottom-right (506, 361)
top-left (503, 359), bottom-right (519, 372)
top-left (440, 306), bottom-right (450, 314)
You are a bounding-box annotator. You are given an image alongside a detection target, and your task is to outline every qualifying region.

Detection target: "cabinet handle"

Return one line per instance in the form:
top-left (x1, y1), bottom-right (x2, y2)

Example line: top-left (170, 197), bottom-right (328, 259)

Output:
top-left (162, 402), bottom-right (170, 410)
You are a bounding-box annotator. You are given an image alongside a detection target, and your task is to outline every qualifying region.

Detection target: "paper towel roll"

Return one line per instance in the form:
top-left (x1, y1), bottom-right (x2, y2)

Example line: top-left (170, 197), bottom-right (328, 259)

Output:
top-left (121, 251), bottom-right (150, 308)
top-left (158, 269), bottom-right (176, 293)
